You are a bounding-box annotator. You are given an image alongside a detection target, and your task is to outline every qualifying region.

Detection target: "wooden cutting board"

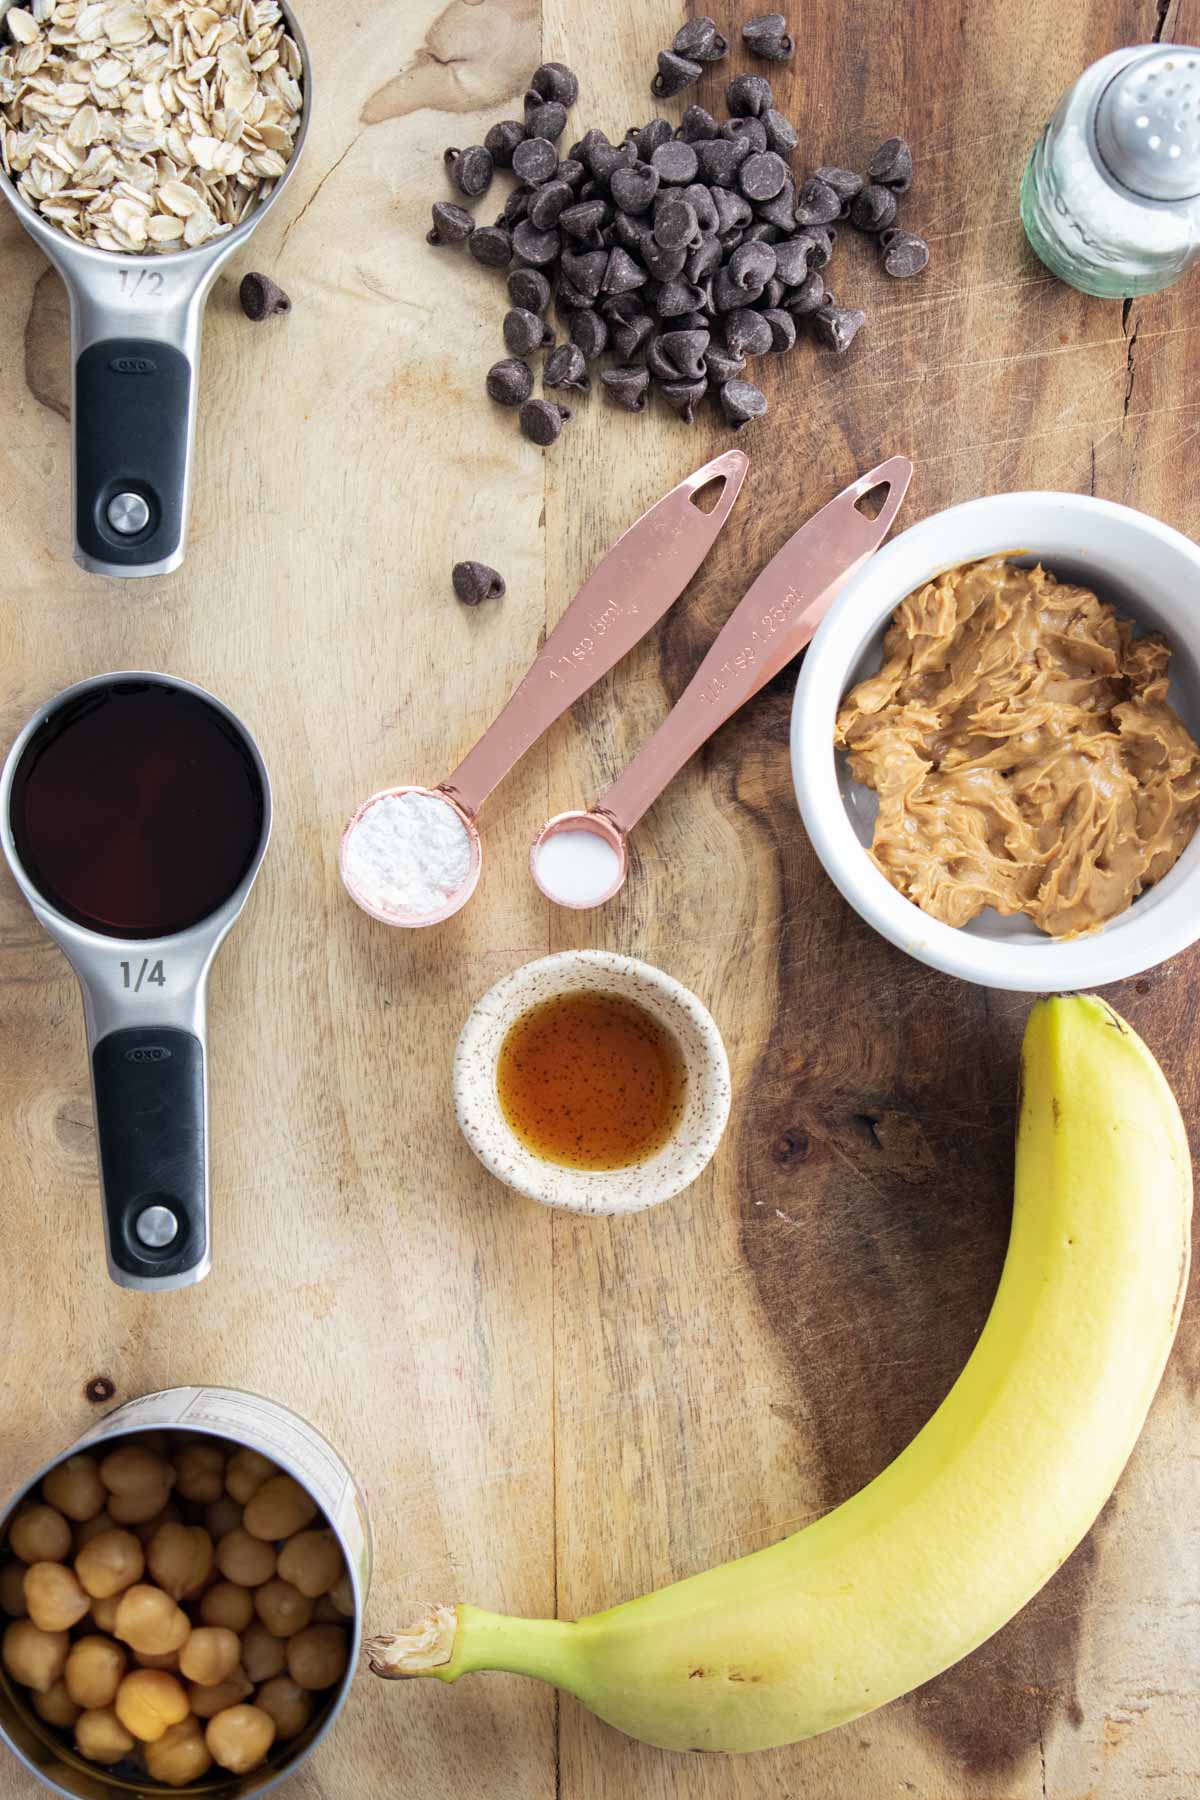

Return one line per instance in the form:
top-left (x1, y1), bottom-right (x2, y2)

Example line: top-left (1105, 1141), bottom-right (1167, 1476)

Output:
top-left (1, 0), bottom-right (1197, 1796)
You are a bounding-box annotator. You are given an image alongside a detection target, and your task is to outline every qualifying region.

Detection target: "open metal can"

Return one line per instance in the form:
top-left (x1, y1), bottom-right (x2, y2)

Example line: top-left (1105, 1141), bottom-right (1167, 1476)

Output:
top-left (0, 1387), bottom-right (371, 1797)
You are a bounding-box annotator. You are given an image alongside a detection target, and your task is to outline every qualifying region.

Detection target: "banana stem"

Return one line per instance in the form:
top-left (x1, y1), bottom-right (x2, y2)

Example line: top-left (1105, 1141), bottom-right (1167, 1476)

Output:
top-left (366, 1604), bottom-right (580, 1692)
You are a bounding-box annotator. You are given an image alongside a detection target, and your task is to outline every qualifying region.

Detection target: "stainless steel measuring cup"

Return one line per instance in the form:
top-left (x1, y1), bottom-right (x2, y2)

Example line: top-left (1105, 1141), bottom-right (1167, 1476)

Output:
top-left (1, 671), bottom-right (272, 1291)
top-left (0, 1), bottom-right (311, 577)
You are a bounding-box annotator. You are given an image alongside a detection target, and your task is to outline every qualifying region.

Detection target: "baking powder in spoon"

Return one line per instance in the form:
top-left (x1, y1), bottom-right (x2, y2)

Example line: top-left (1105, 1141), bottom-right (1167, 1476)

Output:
top-left (342, 790), bottom-right (473, 919)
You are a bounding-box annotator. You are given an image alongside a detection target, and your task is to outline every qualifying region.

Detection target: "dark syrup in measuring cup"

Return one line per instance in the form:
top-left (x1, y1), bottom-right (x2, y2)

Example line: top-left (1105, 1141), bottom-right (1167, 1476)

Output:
top-left (10, 679), bottom-right (264, 937)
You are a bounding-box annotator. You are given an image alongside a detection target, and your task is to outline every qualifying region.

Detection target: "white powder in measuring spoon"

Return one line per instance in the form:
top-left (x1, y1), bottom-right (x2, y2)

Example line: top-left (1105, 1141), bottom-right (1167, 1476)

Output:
top-left (344, 790), bottom-right (474, 919)
top-left (534, 829), bottom-right (622, 907)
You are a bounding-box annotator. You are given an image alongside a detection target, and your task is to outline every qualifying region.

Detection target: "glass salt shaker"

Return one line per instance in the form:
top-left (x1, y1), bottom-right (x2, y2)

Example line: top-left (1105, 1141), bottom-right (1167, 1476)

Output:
top-left (1021, 44), bottom-right (1200, 297)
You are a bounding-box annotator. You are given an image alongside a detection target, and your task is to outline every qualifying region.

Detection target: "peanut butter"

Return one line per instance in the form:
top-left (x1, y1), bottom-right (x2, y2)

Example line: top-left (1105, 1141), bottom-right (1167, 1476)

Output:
top-left (834, 557), bottom-right (1200, 938)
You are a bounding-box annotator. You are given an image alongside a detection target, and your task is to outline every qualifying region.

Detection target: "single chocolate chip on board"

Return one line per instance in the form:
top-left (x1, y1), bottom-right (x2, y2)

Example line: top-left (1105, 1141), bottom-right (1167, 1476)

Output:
top-left (742, 13), bottom-right (794, 60)
top-left (759, 306), bottom-right (797, 350)
top-left (446, 143), bottom-right (493, 197)
top-left (673, 15), bottom-right (728, 61)
top-left (659, 377), bottom-right (708, 422)
top-left (764, 109), bottom-right (798, 155)
top-left (469, 224), bottom-right (513, 267)
top-left (815, 165), bottom-right (863, 203)
top-left (880, 227), bottom-right (930, 276)
top-left (426, 202), bottom-right (474, 246)
top-left (720, 376), bottom-right (768, 429)
top-left (503, 307), bottom-right (553, 354)
top-left (651, 49), bottom-right (702, 98)
top-left (724, 307), bottom-right (773, 358)
top-left (869, 135), bottom-right (914, 192)
top-left (849, 182), bottom-right (898, 233)
top-left (485, 119), bottom-right (526, 167)
top-left (704, 344), bottom-right (745, 383)
top-left (524, 99), bottom-right (568, 142)
top-left (520, 398), bottom-right (572, 443)
top-left (544, 342), bottom-right (591, 390)
top-left (725, 73), bottom-right (773, 117)
top-left (239, 271), bottom-right (290, 320)
top-left (452, 561), bottom-right (506, 605)
top-left (601, 364), bottom-right (651, 410)
top-left (813, 299), bottom-right (866, 351)
top-left (530, 61), bottom-right (579, 106)
top-left (486, 357), bottom-right (533, 405)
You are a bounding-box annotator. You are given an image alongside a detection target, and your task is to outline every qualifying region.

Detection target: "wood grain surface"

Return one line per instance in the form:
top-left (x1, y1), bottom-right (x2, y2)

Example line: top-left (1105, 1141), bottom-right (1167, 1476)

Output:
top-left (1, 0), bottom-right (1198, 1796)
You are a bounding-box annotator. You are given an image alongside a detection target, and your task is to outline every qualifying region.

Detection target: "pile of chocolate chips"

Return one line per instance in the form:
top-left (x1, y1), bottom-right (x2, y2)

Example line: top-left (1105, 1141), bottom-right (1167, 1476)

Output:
top-left (425, 23), bottom-right (928, 443)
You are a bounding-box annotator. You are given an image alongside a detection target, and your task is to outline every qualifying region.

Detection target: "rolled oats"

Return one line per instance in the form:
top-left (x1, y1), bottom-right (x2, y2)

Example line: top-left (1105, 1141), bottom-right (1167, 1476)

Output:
top-left (0, 0), bottom-right (303, 252)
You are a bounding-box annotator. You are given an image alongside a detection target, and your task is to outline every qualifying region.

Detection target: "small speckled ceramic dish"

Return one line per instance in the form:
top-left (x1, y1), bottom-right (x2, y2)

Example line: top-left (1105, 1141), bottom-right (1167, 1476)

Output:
top-left (454, 950), bottom-right (731, 1215)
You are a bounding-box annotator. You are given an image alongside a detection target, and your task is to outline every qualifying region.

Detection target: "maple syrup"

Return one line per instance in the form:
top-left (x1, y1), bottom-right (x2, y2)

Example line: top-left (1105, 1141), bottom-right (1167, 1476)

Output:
top-left (496, 990), bottom-right (687, 1171)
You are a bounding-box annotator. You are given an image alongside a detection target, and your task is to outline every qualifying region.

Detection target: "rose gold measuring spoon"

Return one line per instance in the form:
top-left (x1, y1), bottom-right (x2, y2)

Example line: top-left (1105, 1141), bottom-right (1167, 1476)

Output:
top-left (530, 455), bottom-right (913, 910)
top-left (340, 448), bottom-right (748, 926)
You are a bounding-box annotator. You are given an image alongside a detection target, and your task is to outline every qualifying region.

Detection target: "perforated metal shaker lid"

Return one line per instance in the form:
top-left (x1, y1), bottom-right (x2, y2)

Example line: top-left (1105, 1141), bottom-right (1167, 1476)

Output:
top-left (1095, 46), bottom-right (1200, 200)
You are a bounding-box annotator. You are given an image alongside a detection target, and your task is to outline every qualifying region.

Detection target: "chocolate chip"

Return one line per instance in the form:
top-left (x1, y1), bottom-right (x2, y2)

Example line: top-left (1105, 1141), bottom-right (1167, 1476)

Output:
top-left (760, 307), bottom-right (796, 351)
top-left (651, 140), bottom-right (700, 186)
top-left (659, 377), bottom-right (708, 422)
top-left (557, 157), bottom-right (586, 190)
top-left (764, 109), bottom-right (798, 156)
top-left (238, 270), bottom-right (290, 321)
top-left (601, 364), bottom-right (651, 410)
top-left (590, 140), bottom-right (637, 187)
top-left (610, 309), bottom-right (654, 359)
top-left (469, 224), bottom-right (513, 268)
top-left (771, 235), bottom-right (812, 285)
top-left (652, 49), bottom-right (702, 98)
top-left (426, 201), bottom-right (474, 247)
top-left (740, 150), bottom-right (787, 201)
top-left (569, 307), bottom-right (609, 357)
top-left (511, 136), bottom-right (558, 186)
top-left (725, 73), bottom-right (773, 117)
top-left (610, 210), bottom-right (651, 254)
top-left (812, 298), bottom-right (866, 351)
top-left (723, 115), bottom-right (768, 154)
top-left (531, 61), bottom-right (579, 106)
top-left (720, 376), bottom-right (768, 429)
top-left (652, 327), bottom-right (710, 380)
top-left (679, 104), bottom-right (719, 142)
top-left (869, 136), bottom-right (913, 193)
top-left (561, 248), bottom-right (608, 298)
top-left (503, 307), bottom-right (553, 355)
top-left (686, 234), bottom-right (722, 283)
top-left (528, 178), bottom-right (573, 229)
top-left (604, 246), bottom-right (647, 294)
top-left (642, 235), bottom-right (688, 279)
top-left (880, 227), bottom-right (929, 277)
top-left (555, 273), bottom-right (593, 312)
top-left (452, 560), bottom-right (505, 605)
top-left (815, 165), bottom-right (863, 203)
top-left (544, 341), bottom-right (591, 391)
top-left (728, 239), bottom-right (776, 291)
top-left (559, 197), bottom-right (609, 241)
top-left (653, 276), bottom-right (705, 317)
top-left (761, 275), bottom-right (785, 308)
top-left (742, 12), bottom-right (794, 59)
top-left (520, 398), bottom-right (572, 443)
top-left (652, 195), bottom-right (698, 252)
top-left (483, 120), bottom-right (525, 170)
top-left (742, 221), bottom-right (781, 244)
top-left (756, 181), bottom-right (798, 230)
top-left (680, 183), bottom-right (719, 233)
top-left (784, 267), bottom-right (826, 314)
top-left (724, 307), bottom-right (773, 358)
top-left (794, 174), bottom-right (842, 225)
top-left (697, 136), bottom-right (747, 186)
top-left (712, 186), bottom-right (752, 234)
top-left (524, 99), bottom-right (568, 142)
top-left (610, 160), bottom-right (660, 213)
top-left (711, 266), bottom-right (746, 312)
top-left (631, 117), bottom-right (674, 158)
top-left (505, 270), bottom-right (551, 315)
top-left (501, 186), bottom-right (531, 225)
top-left (704, 344), bottom-right (745, 383)
top-left (798, 223), bottom-right (835, 268)
top-left (511, 220), bottom-right (561, 264)
top-left (486, 357), bottom-right (533, 405)
top-left (673, 16), bottom-right (728, 62)
top-left (849, 181), bottom-right (898, 233)
top-left (446, 145), bottom-right (493, 198)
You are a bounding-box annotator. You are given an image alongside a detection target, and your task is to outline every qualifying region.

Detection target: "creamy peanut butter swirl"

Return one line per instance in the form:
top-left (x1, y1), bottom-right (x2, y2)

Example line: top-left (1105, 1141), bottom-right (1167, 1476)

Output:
top-left (834, 557), bottom-right (1200, 938)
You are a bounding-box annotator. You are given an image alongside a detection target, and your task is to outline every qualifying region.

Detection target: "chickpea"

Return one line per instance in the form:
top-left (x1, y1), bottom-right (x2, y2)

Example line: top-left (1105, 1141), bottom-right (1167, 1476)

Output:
top-left (205, 1702), bottom-right (276, 1775)
top-left (99, 1446), bottom-right (174, 1505)
top-left (173, 1442), bottom-right (227, 1506)
top-left (74, 1512), bottom-right (115, 1552)
top-left (329, 1571), bottom-right (355, 1617)
top-left (215, 1529), bottom-right (275, 1589)
top-left (89, 1594), bottom-right (120, 1634)
top-left (114, 1668), bottom-right (189, 1742)
top-left (43, 1456), bottom-right (106, 1525)
top-left (179, 1626), bottom-right (240, 1687)
top-left (277, 1530), bottom-right (343, 1600)
top-left (224, 1449), bottom-right (278, 1506)
top-left (65, 1636), bottom-right (127, 1710)
top-left (200, 1581), bottom-right (254, 1632)
top-left (147, 1523), bottom-right (213, 1600)
top-left (205, 1495), bottom-right (242, 1541)
top-left (108, 1486), bottom-right (173, 1527)
top-left (33, 1677), bottom-right (82, 1729)
top-left (144, 1717), bottom-right (213, 1787)
top-left (24, 1562), bottom-right (91, 1632)
top-left (254, 1579), bottom-right (313, 1639)
top-left (187, 1669), bottom-right (252, 1718)
top-left (9, 1505), bottom-right (71, 1565)
top-left (0, 1560), bottom-right (28, 1618)
top-left (113, 1585), bottom-right (190, 1656)
top-left (312, 1593), bottom-right (341, 1623)
top-left (243, 1476), bottom-right (316, 1543)
top-left (133, 1647), bottom-right (181, 1670)
top-left (286, 1624), bottom-right (347, 1692)
top-left (2, 1619), bottom-right (69, 1694)
top-left (75, 1706), bottom-right (135, 1766)
top-left (254, 1675), bottom-right (311, 1741)
top-left (133, 1502), bottom-right (181, 1546)
top-left (75, 1529), bottom-right (144, 1599)
top-left (239, 1620), bottom-right (285, 1684)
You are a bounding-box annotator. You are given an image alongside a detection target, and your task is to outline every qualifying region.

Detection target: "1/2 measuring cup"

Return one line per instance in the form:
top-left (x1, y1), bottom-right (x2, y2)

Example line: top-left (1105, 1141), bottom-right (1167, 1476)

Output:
top-left (0, 0), bottom-right (311, 577)
top-left (1, 672), bottom-right (272, 1290)
top-left (340, 448), bottom-right (748, 928)
top-left (531, 456), bottom-right (913, 909)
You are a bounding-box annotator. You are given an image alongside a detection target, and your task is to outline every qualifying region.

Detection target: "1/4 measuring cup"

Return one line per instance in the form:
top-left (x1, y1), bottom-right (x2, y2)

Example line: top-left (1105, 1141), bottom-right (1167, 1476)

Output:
top-left (339, 448), bottom-right (749, 928)
top-left (0, 0), bottom-right (311, 577)
top-left (1, 672), bottom-right (272, 1290)
top-left (531, 456), bottom-right (913, 909)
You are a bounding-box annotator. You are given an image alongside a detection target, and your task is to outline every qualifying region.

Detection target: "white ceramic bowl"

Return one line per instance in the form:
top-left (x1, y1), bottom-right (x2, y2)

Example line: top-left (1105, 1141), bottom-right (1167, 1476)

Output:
top-left (454, 951), bottom-right (731, 1214)
top-left (792, 492), bottom-right (1200, 991)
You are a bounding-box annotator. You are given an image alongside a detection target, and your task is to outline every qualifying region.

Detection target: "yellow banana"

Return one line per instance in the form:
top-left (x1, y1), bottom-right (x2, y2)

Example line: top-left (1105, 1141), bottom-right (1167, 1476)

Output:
top-left (368, 995), bottom-right (1191, 1753)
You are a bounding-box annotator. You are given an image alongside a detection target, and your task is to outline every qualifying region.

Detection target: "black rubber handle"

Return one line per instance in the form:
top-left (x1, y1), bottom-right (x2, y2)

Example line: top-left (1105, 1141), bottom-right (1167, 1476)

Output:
top-left (92, 1027), bottom-right (207, 1282)
top-left (75, 338), bottom-right (192, 569)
